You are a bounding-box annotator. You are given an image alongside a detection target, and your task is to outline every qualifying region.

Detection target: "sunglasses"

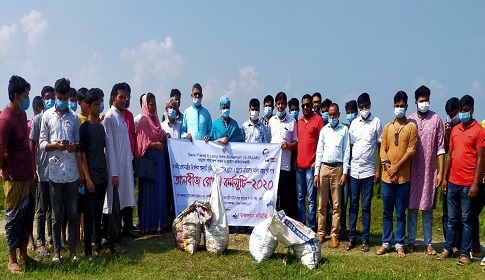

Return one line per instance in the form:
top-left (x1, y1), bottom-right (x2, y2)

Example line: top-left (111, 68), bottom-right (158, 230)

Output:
top-left (301, 103), bottom-right (312, 108)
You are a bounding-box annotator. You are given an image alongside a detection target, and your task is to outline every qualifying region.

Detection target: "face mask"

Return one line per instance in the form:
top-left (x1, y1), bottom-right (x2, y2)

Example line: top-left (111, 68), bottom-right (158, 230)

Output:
top-left (450, 114), bottom-right (460, 124)
top-left (192, 98), bottom-right (202, 107)
top-left (250, 110), bottom-right (259, 121)
top-left (360, 109), bottom-right (370, 119)
top-left (45, 99), bottom-right (55, 110)
top-left (221, 108), bottom-right (230, 118)
top-left (329, 117), bottom-right (339, 127)
top-left (394, 107), bottom-right (406, 118)
top-left (322, 112), bottom-right (329, 122)
top-left (167, 108), bottom-right (176, 119)
top-left (100, 102), bottom-right (105, 113)
top-left (290, 110), bottom-right (299, 120)
top-left (69, 101), bottom-right (77, 112)
top-left (18, 95), bottom-right (30, 111)
top-left (417, 101), bottom-right (430, 113)
top-left (458, 111), bottom-right (471, 123)
top-left (263, 106), bottom-right (273, 118)
top-left (346, 113), bottom-right (357, 123)
top-left (276, 110), bottom-right (286, 118)
top-left (56, 99), bottom-right (69, 111)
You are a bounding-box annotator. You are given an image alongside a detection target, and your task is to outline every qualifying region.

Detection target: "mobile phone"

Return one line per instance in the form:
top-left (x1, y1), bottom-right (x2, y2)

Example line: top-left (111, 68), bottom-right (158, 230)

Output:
top-left (62, 140), bottom-right (69, 145)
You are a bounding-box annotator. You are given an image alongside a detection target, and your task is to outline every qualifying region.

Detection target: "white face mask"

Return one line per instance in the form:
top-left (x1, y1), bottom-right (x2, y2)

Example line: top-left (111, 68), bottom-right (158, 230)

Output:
top-left (417, 101), bottom-right (430, 113)
top-left (263, 106), bottom-right (273, 118)
top-left (360, 109), bottom-right (370, 119)
top-left (250, 110), bottom-right (259, 121)
top-left (394, 107), bottom-right (406, 118)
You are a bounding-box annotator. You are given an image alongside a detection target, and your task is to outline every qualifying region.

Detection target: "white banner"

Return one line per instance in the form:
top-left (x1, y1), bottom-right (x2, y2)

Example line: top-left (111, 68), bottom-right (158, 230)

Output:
top-left (168, 139), bottom-right (282, 226)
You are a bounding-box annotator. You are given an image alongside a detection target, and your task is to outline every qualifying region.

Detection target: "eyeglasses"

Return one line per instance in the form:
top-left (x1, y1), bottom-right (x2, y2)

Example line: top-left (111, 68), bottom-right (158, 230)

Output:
top-left (302, 103), bottom-right (311, 108)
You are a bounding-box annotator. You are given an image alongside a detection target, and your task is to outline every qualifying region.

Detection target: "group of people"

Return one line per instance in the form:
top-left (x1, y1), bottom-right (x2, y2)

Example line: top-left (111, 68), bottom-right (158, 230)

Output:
top-left (0, 74), bottom-right (484, 274)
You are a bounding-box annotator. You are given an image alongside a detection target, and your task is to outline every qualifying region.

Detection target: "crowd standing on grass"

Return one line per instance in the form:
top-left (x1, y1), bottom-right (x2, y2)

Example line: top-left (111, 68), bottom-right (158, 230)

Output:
top-left (0, 74), bottom-right (484, 275)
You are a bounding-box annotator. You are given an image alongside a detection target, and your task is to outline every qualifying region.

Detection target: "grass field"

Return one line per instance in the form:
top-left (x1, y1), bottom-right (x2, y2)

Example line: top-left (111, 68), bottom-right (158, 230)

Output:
top-left (0, 191), bottom-right (484, 279)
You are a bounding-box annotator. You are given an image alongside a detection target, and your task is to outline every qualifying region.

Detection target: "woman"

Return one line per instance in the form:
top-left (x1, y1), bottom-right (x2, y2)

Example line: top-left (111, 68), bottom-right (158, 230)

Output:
top-left (136, 93), bottom-right (168, 233)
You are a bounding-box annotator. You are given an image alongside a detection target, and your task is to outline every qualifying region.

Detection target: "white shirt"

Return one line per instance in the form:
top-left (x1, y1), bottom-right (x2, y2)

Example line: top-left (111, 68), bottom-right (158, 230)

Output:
top-left (314, 121), bottom-right (350, 176)
top-left (161, 119), bottom-right (181, 139)
top-left (268, 114), bottom-right (298, 171)
top-left (39, 107), bottom-right (80, 183)
top-left (349, 114), bottom-right (382, 179)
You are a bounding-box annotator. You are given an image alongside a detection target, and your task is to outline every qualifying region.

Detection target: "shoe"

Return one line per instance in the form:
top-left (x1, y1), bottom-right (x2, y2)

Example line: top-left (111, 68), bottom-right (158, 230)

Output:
top-left (397, 248), bottom-right (406, 257)
top-left (457, 254), bottom-right (471, 266)
top-left (124, 228), bottom-right (140, 238)
top-left (436, 249), bottom-right (450, 260)
top-left (406, 243), bottom-right (415, 254)
top-left (376, 246), bottom-right (388, 255)
top-left (51, 257), bottom-right (61, 264)
top-left (344, 241), bottom-right (354, 251)
top-left (317, 234), bottom-right (325, 244)
top-left (480, 257), bottom-right (485, 266)
top-left (330, 236), bottom-right (339, 248)
top-left (101, 238), bottom-right (108, 246)
top-left (361, 243), bottom-right (370, 252)
top-left (471, 251), bottom-right (483, 258)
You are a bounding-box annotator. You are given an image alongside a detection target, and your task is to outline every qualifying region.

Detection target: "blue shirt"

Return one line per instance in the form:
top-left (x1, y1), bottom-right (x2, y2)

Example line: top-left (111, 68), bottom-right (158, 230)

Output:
top-left (210, 117), bottom-right (243, 142)
top-left (314, 121), bottom-right (350, 176)
top-left (242, 119), bottom-right (268, 143)
top-left (181, 104), bottom-right (212, 140)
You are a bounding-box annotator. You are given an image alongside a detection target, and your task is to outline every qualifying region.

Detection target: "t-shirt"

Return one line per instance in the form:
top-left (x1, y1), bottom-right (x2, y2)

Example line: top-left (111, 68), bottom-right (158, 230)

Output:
top-left (449, 120), bottom-right (485, 186)
top-left (80, 121), bottom-right (107, 185)
top-left (0, 106), bottom-right (34, 181)
top-left (29, 112), bottom-right (49, 182)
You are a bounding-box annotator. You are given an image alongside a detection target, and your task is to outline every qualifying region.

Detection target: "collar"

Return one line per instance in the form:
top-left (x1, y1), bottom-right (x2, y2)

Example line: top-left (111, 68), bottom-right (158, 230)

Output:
top-left (459, 119), bottom-right (476, 131)
top-left (192, 104), bottom-right (202, 110)
top-left (359, 113), bottom-right (374, 122)
top-left (417, 110), bottom-right (430, 119)
top-left (300, 112), bottom-right (316, 122)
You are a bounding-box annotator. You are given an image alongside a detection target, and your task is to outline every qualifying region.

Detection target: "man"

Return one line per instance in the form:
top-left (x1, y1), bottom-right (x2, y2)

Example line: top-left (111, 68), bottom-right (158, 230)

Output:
top-left (181, 83), bottom-right (212, 141)
top-left (39, 78), bottom-right (82, 263)
top-left (76, 88), bottom-right (89, 124)
top-left (288, 98), bottom-right (299, 121)
top-left (437, 95), bottom-right (485, 266)
top-left (407, 86), bottom-right (445, 255)
top-left (269, 92), bottom-right (298, 219)
top-left (209, 96), bottom-right (243, 143)
top-left (321, 99), bottom-right (332, 124)
top-left (119, 82), bottom-right (139, 238)
top-left (377, 91), bottom-right (417, 257)
top-left (161, 97), bottom-right (182, 139)
top-left (30, 85), bottom-right (55, 258)
top-left (242, 98), bottom-right (268, 143)
top-left (261, 94), bottom-right (274, 126)
top-left (346, 93), bottom-right (382, 252)
top-left (0, 75), bottom-right (36, 274)
top-left (102, 83), bottom-right (136, 253)
top-left (312, 92), bottom-right (322, 116)
top-left (161, 88), bottom-right (183, 123)
top-left (314, 103), bottom-right (350, 248)
top-left (296, 94), bottom-right (324, 232)
top-left (68, 87), bottom-right (78, 112)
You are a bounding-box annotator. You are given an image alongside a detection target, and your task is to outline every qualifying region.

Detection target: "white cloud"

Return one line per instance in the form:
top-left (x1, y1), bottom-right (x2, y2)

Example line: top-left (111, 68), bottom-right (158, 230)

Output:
top-left (0, 23), bottom-right (17, 54)
top-left (20, 10), bottom-right (48, 46)
top-left (121, 36), bottom-right (184, 89)
top-left (414, 76), bottom-right (447, 97)
top-left (470, 81), bottom-right (484, 95)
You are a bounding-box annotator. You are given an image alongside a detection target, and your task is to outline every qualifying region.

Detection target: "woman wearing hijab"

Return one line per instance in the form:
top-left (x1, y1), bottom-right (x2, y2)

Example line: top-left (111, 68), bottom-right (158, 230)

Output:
top-left (136, 92), bottom-right (168, 234)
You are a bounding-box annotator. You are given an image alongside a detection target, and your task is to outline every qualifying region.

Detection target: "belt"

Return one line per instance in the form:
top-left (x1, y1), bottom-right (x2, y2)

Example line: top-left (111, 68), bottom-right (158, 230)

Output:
top-left (323, 162), bottom-right (343, 167)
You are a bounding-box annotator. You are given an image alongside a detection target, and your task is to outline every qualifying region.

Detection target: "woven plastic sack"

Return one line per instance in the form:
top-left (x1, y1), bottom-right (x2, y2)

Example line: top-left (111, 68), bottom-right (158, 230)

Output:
top-left (249, 218), bottom-right (278, 262)
top-left (172, 200), bottom-right (212, 254)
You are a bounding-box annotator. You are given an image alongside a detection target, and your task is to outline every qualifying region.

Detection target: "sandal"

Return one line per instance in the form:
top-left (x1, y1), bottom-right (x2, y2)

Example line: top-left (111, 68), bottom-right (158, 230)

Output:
top-left (426, 245), bottom-right (437, 255)
top-left (457, 255), bottom-right (471, 266)
top-left (397, 248), bottom-right (406, 257)
top-left (344, 241), bottom-right (354, 251)
top-left (38, 246), bottom-right (50, 257)
top-left (8, 262), bottom-right (23, 274)
top-left (376, 246), bottom-right (388, 255)
top-left (361, 243), bottom-right (370, 252)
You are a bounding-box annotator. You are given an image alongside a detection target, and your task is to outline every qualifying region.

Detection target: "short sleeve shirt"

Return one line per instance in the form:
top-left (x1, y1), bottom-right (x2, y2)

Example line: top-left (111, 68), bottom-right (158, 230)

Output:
top-left (80, 121), bottom-right (107, 185)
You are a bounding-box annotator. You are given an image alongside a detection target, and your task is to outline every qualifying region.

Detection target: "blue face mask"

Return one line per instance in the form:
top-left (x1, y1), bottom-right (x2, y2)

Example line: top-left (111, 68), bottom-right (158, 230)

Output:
top-left (221, 109), bottom-right (230, 118)
top-left (18, 95), bottom-right (30, 111)
top-left (329, 117), bottom-right (339, 127)
top-left (346, 113), bottom-right (357, 123)
top-left (193, 98), bottom-right (202, 107)
top-left (100, 102), bottom-right (105, 113)
top-left (56, 99), bottom-right (69, 111)
top-left (263, 106), bottom-right (273, 118)
top-left (276, 110), bottom-right (286, 118)
top-left (394, 107), bottom-right (406, 118)
top-left (458, 111), bottom-right (471, 123)
top-left (322, 112), bottom-right (329, 122)
top-left (69, 101), bottom-right (77, 112)
top-left (44, 99), bottom-right (55, 110)
top-left (167, 108), bottom-right (176, 119)
top-left (290, 110), bottom-right (299, 120)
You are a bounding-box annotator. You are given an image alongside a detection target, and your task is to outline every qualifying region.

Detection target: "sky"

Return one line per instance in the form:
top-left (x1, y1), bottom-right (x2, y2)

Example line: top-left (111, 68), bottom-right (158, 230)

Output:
top-left (1, 1), bottom-right (484, 124)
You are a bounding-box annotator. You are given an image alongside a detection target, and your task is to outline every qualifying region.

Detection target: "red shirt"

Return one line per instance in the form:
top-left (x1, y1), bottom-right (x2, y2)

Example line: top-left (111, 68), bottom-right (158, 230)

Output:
top-left (297, 113), bottom-right (324, 168)
top-left (0, 106), bottom-right (34, 181)
top-left (123, 109), bottom-right (136, 155)
top-left (449, 120), bottom-right (485, 186)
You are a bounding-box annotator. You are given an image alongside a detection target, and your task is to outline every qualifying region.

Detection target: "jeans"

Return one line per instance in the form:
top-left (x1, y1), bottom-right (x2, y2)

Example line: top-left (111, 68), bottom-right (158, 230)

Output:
top-left (471, 183), bottom-right (485, 252)
top-left (407, 209), bottom-right (433, 246)
top-left (50, 180), bottom-right (79, 254)
top-left (340, 177), bottom-right (350, 235)
top-left (444, 183), bottom-right (472, 257)
top-left (83, 181), bottom-right (108, 256)
top-left (442, 188), bottom-right (462, 249)
top-left (348, 176), bottom-right (374, 244)
top-left (381, 181), bottom-right (409, 250)
top-left (296, 167), bottom-right (317, 231)
top-left (36, 181), bottom-right (52, 247)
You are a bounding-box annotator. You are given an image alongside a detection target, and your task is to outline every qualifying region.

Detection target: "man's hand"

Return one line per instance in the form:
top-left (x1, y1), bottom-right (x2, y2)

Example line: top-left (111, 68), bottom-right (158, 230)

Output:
top-left (387, 164), bottom-right (398, 178)
top-left (67, 142), bottom-right (77, 153)
top-left (441, 179), bottom-right (448, 193)
top-left (186, 133), bottom-right (193, 142)
top-left (435, 173), bottom-right (443, 188)
top-left (469, 183), bottom-right (478, 198)
top-left (374, 168), bottom-right (381, 184)
top-left (339, 174), bottom-right (347, 186)
top-left (112, 176), bottom-right (119, 188)
top-left (56, 140), bottom-right (67, 151)
top-left (313, 175), bottom-right (319, 188)
top-left (281, 141), bottom-right (289, 149)
top-left (86, 178), bottom-right (95, 193)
